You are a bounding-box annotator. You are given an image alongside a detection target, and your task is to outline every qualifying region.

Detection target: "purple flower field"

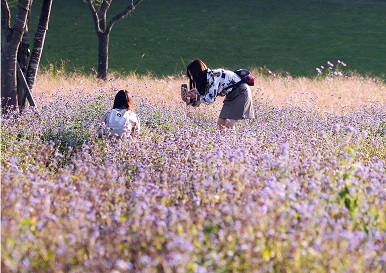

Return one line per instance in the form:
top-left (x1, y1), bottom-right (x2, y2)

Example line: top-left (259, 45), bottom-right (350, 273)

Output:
top-left (1, 72), bottom-right (386, 272)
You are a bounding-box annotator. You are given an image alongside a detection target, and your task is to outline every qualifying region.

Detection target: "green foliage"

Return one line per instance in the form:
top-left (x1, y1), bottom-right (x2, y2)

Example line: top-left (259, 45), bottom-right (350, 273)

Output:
top-left (41, 126), bottom-right (87, 155)
top-left (338, 186), bottom-right (359, 213)
top-left (376, 121), bottom-right (386, 137)
top-left (142, 107), bottom-right (180, 134)
top-left (28, 0), bottom-right (386, 78)
top-left (45, 60), bottom-right (68, 77)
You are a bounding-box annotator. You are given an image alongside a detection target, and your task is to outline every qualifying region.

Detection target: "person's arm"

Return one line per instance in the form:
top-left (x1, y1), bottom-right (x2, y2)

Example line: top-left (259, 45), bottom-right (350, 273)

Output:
top-left (134, 116), bottom-right (140, 137)
top-left (186, 89), bottom-right (200, 101)
top-left (130, 113), bottom-right (140, 137)
top-left (97, 112), bottom-right (109, 138)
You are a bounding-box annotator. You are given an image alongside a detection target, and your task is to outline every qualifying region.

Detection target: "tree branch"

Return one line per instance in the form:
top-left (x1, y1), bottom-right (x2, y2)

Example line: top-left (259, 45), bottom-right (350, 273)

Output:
top-left (100, 0), bottom-right (111, 15)
top-left (14, 0), bottom-right (31, 36)
top-left (27, 0), bottom-right (53, 90)
top-left (1, 0), bottom-right (11, 34)
top-left (98, 0), bottom-right (111, 31)
top-left (17, 63), bottom-right (36, 107)
top-left (106, 0), bottom-right (143, 33)
top-left (86, 0), bottom-right (102, 33)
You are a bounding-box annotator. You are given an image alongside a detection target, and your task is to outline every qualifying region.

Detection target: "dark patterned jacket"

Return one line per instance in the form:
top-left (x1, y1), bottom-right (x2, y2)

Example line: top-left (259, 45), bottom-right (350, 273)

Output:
top-left (200, 68), bottom-right (242, 104)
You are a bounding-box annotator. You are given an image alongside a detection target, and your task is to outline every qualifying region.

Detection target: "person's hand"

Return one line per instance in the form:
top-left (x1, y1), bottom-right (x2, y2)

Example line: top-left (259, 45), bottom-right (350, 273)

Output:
top-left (181, 86), bottom-right (188, 102)
top-left (187, 88), bottom-right (200, 101)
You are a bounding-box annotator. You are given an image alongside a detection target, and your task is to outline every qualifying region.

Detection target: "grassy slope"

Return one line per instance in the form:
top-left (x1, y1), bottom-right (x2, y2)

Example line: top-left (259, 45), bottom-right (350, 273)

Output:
top-left (28, 0), bottom-right (386, 77)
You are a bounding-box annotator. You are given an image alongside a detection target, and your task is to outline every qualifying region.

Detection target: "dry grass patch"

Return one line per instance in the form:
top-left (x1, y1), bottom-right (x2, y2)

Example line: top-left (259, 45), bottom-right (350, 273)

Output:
top-left (34, 71), bottom-right (385, 114)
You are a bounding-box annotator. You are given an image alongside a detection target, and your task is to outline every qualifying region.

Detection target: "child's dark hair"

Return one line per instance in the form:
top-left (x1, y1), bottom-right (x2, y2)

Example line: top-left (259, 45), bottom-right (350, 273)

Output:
top-left (113, 90), bottom-right (133, 111)
top-left (186, 59), bottom-right (208, 95)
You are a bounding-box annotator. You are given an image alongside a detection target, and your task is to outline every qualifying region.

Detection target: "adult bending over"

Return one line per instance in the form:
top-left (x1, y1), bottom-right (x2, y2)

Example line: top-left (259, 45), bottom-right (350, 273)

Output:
top-left (184, 59), bottom-right (254, 131)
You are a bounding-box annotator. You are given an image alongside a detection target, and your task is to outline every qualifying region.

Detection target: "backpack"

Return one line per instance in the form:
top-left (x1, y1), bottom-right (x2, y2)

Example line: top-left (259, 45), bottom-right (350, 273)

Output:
top-left (106, 108), bottom-right (132, 138)
top-left (224, 69), bottom-right (255, 91)
top-left (234, 69), bottom-right (255, 86)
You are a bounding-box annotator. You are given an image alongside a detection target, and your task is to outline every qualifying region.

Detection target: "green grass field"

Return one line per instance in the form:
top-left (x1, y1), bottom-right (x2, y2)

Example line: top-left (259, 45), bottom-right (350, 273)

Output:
top-left (26, 0), bottom-right (386, 78)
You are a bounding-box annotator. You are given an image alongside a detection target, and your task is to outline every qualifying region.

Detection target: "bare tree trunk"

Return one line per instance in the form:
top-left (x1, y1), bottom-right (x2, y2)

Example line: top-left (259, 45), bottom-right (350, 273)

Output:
top-left (97, 32), bottom-right (109, 80)
top-left (1, 0), bottom-right (31, 111)
top-left (1, 38), bottom-right (18, 110)
top-left (27, 0), bottom-right (53, 92)
top-left (86, 0), bottom-right (144, 80)
top-left (17, 9), bottom-right (30, 109)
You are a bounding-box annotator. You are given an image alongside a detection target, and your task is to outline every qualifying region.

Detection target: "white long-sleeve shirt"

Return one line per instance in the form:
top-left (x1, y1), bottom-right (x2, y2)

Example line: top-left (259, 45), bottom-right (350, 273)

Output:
top-left (200, 68), bottom-right (242, 104)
